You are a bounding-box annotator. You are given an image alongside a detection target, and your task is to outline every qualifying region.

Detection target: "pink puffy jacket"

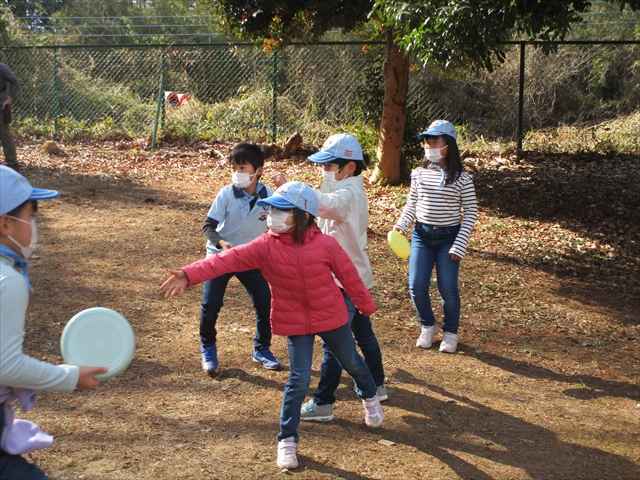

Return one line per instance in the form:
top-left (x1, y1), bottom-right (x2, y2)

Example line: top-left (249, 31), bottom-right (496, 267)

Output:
top-left (182, 225), bottom-right (376, 337)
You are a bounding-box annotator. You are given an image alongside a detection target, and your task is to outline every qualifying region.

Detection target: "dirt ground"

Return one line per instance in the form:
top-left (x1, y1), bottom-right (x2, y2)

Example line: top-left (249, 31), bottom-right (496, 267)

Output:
top-left (9, 138), bottom-right (640, 479)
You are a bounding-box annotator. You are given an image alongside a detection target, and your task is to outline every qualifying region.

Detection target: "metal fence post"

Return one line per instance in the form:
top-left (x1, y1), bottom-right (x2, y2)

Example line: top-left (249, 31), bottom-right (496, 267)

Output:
top-left (151, 48), bottom-right (166, 149)
top-left (517, 41), bottom-right (525, 150)
top-left (53, 48), bottom-right (59, 135)
top-left (271, 50), bottom-right (278, 142)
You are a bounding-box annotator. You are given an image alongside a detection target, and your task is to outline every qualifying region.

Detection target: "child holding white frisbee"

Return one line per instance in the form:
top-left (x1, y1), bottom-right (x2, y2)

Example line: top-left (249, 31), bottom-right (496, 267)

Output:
top-left (0, 166), bottom-right (107, 479)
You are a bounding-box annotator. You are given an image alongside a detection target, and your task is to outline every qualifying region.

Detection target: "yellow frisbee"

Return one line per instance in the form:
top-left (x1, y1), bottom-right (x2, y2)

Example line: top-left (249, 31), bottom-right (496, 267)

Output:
top-left (387, 230), bottom-right (410, 259)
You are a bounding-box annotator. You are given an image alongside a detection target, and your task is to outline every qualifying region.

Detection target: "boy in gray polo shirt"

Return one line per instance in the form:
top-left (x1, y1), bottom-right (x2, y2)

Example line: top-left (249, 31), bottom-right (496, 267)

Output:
top-left (199, 143), bottom-right (281, 375)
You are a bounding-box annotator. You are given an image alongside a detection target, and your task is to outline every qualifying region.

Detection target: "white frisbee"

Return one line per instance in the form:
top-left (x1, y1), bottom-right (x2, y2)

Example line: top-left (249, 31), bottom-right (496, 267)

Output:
top-left (60, 307), bottom-right (135, 381)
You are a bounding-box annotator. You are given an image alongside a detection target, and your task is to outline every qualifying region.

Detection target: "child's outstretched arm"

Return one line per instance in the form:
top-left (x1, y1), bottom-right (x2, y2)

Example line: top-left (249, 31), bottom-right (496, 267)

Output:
top-left (160, 269), bottom-right (188, 298)
top-left (161, 239), bottom-right (264, 298)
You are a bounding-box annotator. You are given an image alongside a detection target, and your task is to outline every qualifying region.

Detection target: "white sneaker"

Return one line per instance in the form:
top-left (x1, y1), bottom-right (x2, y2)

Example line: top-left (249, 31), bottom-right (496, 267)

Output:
top-left (440, 332), bottom-right (458, 353)
top-left (362, 395), bottom-right (384, 428)
top-left (416, 324), bottom-right (439, 349)
top-left (277, 437), bottom-right (298, 469)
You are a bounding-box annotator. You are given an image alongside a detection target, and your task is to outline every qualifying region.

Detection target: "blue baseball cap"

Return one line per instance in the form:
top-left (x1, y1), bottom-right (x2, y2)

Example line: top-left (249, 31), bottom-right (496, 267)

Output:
top-left (307, 133), bottom-right (364, 164)
top-left (417, 120), bottom-right (458, 141)
top-left (257, 181), bottom-right (319, 217)
top-left (0, 166), bottom-right (60, 216)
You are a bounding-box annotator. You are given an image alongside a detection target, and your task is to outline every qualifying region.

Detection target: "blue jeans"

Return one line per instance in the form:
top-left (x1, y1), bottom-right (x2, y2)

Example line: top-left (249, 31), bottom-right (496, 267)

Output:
top-left (278, 322), bottom-right (377, 442)
top-left (200, 269), bottom-right (272, 351)
top-left (408, 223), bottom-right (461, 334)
top-left (313, 291), bottom-right (385, 406)
top-left (0, 403), bottom-right (49, 480)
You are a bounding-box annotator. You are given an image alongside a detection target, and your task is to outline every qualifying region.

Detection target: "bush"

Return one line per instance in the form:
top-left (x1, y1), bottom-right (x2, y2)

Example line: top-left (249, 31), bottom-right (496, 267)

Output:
top-left (524, 111), bottom-right (640, 154)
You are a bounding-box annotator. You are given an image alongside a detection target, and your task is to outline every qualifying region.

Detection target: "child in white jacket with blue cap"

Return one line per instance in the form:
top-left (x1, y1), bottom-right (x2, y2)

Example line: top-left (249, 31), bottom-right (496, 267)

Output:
top-left (271, 133), bottom-right (387, 422)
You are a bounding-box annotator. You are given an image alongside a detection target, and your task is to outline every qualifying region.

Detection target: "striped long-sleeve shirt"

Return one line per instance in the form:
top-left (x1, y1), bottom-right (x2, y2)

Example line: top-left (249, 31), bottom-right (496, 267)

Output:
top-left (395, 166), bottom-right (477, 258)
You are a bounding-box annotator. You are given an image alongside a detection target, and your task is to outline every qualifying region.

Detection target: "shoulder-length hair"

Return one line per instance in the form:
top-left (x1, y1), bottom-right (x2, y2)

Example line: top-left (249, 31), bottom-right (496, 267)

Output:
top-left (291, 208), bottom-right (316, 244)
top-left (421, 135), bottom-right (463, 185)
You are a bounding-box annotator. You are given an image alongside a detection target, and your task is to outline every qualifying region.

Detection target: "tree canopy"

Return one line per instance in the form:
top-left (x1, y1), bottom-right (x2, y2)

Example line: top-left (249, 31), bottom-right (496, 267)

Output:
top-left (3, 0), bottom-right (221, 45)
top-left (217, 0), bottom-right (640, 69)
top-left (374, 0), bottom-right (640, 72)
top-left (3, 0), bottom-right (71, 27)
top-left (212, 0), bottom-right (374, 45)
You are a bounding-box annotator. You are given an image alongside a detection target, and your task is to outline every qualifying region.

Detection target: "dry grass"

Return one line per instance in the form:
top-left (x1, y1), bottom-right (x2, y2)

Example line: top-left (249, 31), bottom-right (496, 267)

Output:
top-left (11, 139), bottom-right (640, 479)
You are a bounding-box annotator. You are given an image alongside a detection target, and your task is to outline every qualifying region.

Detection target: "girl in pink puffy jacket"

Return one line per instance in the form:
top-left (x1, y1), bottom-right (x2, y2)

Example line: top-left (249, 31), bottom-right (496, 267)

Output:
top-left (161, 181), bottom-right (383, 470)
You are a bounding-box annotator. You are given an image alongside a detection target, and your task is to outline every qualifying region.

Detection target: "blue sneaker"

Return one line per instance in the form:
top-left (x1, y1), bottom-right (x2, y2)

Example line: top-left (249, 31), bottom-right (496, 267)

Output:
top-left (252, 348), bottom-right (282, 370)
top-left (201, 344), bottom-right (219, 376)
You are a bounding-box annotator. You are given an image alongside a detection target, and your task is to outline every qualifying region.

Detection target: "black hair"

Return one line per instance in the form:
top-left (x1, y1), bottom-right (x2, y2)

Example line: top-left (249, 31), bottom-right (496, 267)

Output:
top-left (421, 135), bottom-right (463, 185)
top-left (230, 143), bottom-right (265, 172)
top-left (6, 200), bottom-right (38, 217)
top-left (329, 153), bottom-right (370, 177)
top-left (290, 208), bottom-right (316, 245)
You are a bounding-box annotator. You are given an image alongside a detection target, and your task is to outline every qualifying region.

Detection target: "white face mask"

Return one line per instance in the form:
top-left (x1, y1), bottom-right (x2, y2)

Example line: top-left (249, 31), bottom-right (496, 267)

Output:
top-left (425, 146), bottom-right (447, 162)
top-left (8, 217), bottom-right (38, 259)
top-left (322, 167), bottom-right (346, 183)
top-left (267, 209), bottom-right (293, 233)
top-left (232, 172), bottom-right (256, 189)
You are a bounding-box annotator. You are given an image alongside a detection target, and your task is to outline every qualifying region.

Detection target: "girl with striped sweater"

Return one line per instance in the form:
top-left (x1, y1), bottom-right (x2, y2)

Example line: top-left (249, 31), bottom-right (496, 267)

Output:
top-left (394, 120), bottom-right (477, 353)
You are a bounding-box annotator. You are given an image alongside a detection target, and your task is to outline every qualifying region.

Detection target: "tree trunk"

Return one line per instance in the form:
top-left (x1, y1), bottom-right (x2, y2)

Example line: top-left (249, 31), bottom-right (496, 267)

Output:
top-left (369, 29), bottom-right (410, 185)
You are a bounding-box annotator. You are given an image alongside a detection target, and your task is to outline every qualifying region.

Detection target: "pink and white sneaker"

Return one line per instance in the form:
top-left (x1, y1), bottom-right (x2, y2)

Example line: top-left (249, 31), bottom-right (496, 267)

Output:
top-left (363, 395), bottom-right (384, 428)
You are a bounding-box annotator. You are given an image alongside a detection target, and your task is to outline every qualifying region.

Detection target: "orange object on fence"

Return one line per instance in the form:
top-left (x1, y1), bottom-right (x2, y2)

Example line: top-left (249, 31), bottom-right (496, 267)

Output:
top-left (164, 91), bottom-right (190, 107)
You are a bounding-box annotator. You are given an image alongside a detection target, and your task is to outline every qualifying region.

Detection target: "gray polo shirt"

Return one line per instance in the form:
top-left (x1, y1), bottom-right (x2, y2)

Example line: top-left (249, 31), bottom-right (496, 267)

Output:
top-left (204, 182), bottom-right (272, 255)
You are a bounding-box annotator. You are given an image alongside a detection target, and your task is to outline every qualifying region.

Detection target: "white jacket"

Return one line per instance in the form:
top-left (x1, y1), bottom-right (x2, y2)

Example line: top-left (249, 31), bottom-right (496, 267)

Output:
top-left (315, 176), bottom-right (374, 289)
top-left (0, 255), bottom-right (78, 391)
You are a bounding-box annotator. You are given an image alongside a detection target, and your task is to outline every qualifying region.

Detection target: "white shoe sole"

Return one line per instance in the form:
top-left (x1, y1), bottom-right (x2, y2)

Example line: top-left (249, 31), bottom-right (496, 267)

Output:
top-left (300, 414), bottom-right (334, 422)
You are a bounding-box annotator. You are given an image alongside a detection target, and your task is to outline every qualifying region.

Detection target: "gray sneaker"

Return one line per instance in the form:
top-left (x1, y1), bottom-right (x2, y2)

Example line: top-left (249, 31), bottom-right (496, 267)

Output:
top-left (300, 398), bottom-right (334, 422)
top-left (353, 382), bottom-right (389, 402)
top-left (377, 384), bottom-right (389, 402)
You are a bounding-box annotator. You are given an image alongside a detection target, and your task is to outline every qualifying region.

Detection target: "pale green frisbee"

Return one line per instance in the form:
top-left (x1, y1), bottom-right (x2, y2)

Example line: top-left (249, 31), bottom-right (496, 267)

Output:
top-left (61, 307), bottom-right (135, 381)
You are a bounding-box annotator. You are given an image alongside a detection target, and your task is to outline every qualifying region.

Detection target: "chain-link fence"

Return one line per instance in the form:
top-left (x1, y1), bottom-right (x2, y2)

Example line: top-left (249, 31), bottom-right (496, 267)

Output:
top-left (0, 43), bottom-right (396, 144)
top-left (1, 41), bottom-right (638, 148)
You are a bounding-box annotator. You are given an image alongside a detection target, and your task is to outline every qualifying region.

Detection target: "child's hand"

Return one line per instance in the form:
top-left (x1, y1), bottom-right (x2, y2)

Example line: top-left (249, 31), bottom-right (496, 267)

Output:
top-left (393, 226), bottom-right (405, 234)
top-left (160, 269), bottom-right (188, 298)
top-left (218, 240), bottom-right (234, 250)
top-left (76, 366), bottom-right (108, 390)
top-left (451, 254), bottom-right (461, 261)
top-left (270, 172), bottom-right (287, 188)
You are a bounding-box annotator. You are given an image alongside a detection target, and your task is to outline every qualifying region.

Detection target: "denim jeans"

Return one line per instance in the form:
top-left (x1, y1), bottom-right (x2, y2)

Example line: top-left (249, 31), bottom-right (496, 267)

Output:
top-left (0, 403), bottom-right (49, 480)
top-left (408, 222), bottom-right (461, 334)
top-left (313, 291), bottom-right (385, 406)
top-left (200, 268), bottom-right (272, 351)
top-left (278, 322), bottom-right (377, 442)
